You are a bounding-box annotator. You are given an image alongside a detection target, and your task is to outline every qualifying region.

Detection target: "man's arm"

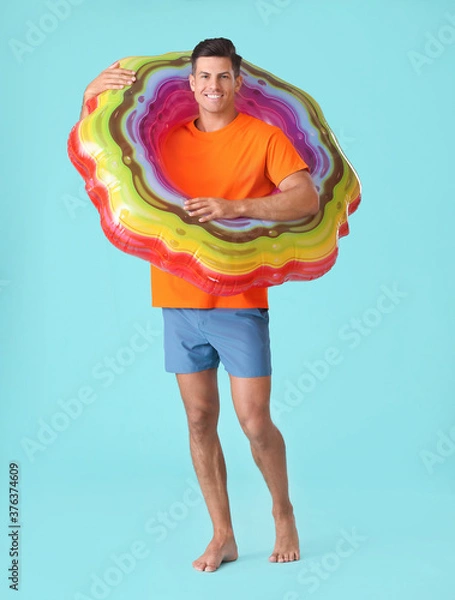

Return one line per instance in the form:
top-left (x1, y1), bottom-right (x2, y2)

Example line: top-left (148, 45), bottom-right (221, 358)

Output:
top-left (79, 60), bottom-right (136, 120)
top-left (184, 169), bottom-right (319, 222)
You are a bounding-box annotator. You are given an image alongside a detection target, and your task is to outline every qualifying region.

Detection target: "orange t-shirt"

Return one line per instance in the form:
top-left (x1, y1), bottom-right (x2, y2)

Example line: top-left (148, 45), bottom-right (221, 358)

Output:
top-left (151, 112), bottom-right (308, 308)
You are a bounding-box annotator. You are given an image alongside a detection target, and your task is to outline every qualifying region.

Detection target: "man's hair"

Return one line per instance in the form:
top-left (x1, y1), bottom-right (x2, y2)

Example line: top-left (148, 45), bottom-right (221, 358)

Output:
top-left (191, 37), bottom-right (242, 77)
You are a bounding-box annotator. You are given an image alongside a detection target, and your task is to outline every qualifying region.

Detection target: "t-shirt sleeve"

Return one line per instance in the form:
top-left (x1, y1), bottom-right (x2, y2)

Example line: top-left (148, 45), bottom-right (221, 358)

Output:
top-left (265, 128), bottom-right (309, 187)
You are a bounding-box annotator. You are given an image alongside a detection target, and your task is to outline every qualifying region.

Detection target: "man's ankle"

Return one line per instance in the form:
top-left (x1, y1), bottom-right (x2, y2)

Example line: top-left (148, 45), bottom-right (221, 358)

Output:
top-left (212, 526), bottom-right (235, 540)
top-left (272, 503), bottom-right (294, 520)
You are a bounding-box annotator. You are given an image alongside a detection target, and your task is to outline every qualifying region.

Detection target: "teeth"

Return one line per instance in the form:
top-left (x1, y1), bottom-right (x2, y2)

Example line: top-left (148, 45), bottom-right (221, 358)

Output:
top-left (207, 94), bottom-right (221, 98)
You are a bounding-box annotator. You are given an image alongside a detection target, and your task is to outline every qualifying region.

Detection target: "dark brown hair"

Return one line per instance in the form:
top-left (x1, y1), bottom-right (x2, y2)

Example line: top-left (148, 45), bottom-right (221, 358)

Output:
top-left (191, 37), bottom-right (242, 77)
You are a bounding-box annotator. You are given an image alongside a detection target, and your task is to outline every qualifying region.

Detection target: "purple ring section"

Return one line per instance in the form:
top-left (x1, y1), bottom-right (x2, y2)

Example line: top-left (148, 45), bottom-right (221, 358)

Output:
top-left (121, 63), bottom-right (333, 234)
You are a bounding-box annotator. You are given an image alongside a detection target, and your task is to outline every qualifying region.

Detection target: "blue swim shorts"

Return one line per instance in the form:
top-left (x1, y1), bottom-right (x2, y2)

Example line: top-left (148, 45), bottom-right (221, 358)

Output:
top-left (162, 308), bottom-right (272, 377)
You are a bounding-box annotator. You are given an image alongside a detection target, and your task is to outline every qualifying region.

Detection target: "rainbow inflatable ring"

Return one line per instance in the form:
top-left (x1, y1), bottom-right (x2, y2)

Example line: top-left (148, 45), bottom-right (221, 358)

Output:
top-left (68, 52), bottom-right (361, 296)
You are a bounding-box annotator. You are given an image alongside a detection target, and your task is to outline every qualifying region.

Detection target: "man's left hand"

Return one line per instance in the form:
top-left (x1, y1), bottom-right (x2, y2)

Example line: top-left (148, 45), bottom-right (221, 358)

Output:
top-left (184, 197), bottom-right (239, 222)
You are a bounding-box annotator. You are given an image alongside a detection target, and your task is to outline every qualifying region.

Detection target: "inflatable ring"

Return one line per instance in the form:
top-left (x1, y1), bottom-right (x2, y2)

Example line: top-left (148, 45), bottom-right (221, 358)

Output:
top-left (68, 52), bottom-right (361, 296)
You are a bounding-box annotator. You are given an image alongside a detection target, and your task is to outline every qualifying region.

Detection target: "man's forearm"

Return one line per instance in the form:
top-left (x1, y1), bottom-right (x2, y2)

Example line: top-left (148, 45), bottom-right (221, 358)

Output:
top-left (184, 171), bottom-right (319, 223)
top-left (235, 184), bottom-right (319, 221)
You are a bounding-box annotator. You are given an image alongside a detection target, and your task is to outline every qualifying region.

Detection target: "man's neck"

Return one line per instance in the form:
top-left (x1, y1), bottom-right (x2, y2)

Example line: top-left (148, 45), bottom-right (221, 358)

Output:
top-left (195, 108), bottom-right (239, 132)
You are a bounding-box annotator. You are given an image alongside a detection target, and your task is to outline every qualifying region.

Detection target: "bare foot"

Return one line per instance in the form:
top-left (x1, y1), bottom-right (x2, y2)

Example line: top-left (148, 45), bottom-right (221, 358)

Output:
top-left (269, 512), bottom-right (300, 563)
top-left (192, 535), bottom-right (238, 572)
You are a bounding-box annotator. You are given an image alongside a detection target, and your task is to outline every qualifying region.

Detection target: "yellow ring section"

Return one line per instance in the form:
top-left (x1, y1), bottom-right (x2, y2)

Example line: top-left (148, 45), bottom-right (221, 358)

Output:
top-left (79, 54), bottom-right (360, 277)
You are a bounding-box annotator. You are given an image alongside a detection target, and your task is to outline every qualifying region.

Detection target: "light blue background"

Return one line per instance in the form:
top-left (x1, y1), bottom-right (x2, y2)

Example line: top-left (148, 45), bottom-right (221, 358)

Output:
top-left (1, 0), bottom-right (454, 599)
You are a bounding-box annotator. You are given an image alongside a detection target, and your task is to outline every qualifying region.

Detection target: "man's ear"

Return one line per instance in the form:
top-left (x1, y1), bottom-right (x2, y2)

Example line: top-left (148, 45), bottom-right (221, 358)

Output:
top-left (189, 73), bottom-right (195, 92)
top-left (234, 75), bottom-right (243, 93)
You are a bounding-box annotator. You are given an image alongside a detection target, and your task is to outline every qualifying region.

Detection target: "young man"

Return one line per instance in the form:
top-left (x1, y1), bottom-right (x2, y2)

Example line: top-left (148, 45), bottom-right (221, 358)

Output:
top-left (80, 38), bottom-right (319, 572)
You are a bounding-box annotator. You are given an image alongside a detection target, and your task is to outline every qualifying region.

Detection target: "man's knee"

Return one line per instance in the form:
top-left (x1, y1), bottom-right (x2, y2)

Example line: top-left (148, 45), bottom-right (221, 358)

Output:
top-left (186, 407), bottom-right (218, 438)
top-left (239, 411), bottom-right (273, 445)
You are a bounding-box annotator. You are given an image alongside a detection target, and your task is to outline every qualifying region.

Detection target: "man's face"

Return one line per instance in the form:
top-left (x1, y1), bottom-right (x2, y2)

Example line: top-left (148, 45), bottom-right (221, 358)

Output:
top-left (189, 56), bottom-right (242, 116)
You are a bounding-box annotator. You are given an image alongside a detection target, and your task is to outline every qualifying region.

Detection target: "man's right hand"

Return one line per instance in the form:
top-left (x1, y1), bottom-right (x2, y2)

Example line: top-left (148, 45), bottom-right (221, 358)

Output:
top-left (80, 60), bottom-right (136, 120)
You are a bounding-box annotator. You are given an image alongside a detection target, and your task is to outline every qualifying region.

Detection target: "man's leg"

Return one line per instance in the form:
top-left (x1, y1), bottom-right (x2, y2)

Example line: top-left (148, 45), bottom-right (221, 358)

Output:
top-left (229, 374), bottom-right (300, 563)
top-left (176, 368), bottom-right (238, 572)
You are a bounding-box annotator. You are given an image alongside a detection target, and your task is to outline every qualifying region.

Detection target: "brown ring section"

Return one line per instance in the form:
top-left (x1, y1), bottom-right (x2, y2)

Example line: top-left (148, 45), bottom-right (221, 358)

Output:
top-left (109, 55), bottom-right (345, 244)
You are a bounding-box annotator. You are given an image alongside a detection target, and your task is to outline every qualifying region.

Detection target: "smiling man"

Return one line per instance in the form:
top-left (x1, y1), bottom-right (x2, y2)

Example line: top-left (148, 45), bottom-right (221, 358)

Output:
top-left (80, 37), bottom-right (319, 572)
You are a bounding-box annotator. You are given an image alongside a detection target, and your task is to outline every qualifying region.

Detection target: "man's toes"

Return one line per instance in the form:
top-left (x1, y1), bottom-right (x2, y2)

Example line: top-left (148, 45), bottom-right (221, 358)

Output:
top-left (193, 560), bottom-right (206, 571)
top-left (270, 550), bottom-right (302, 563)
top-left (204, 563), bottom-right (217, 572)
